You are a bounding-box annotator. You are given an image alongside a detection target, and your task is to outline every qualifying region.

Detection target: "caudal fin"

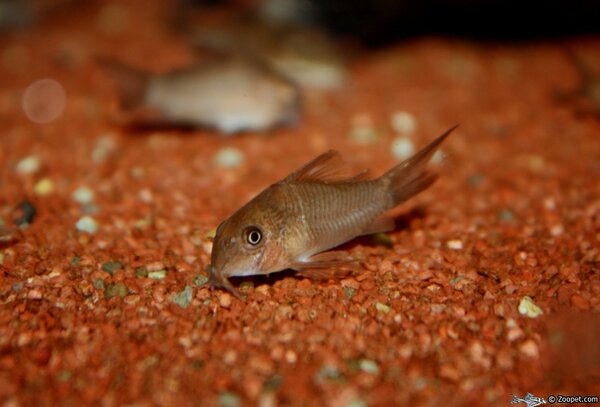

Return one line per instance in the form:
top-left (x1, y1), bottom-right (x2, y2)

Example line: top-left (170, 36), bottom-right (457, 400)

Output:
top-left (383, 125), bottom-right (457, 206)
top-left (96, 57), bottom-right (150, 110)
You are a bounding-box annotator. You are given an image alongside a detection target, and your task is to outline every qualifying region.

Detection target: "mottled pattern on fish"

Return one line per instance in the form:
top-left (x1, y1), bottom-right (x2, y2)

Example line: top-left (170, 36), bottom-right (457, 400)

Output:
top-left (207, 126), bottom-right (457, 297)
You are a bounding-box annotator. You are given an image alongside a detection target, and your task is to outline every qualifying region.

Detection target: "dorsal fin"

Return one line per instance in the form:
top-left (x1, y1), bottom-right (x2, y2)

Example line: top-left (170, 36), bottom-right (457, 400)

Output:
top-left (285, 150), bottom-right (371, 183)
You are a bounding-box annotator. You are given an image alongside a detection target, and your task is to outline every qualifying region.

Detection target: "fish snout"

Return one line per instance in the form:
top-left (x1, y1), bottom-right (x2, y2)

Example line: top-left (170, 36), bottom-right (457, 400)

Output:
top-left (205, 264), bottom-right (243, 299)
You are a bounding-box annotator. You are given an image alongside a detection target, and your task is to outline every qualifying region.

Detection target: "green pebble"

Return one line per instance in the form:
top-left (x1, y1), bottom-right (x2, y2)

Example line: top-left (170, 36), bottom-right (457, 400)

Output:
top-left (214, 147), bottom-right (245, 169)
top-left (359, 359), bottom-right (379, 375)
top-left (239, 281), bottom-right (254, 290)
top-left (190, 359), bottom-right (204, 370)
top-left (467, 173), bottom-right (484, 187)
top-left (171, 285), bottom-right (193, 309)
top-left (497, 209), bottom-right (514, 222)
top-left (70, 256), bottom-right (80, 266)
top-left (262, 374), bottom-right (283, 392)
top-left (375, 302), bottom-right (391, 313)
top-left (450, 276), bottom-right (463, 285)
top-left (141, 354), bottom-right (159, 369)
top-left (347, 400), bottom-right (367, 407)
top-left (93, 278), bottom-right (105, 290)
top-left (57, 370), bottom-right (72, 382)
top-left (134, 218), bottom-right (150, 229)
top-left (148, 270), bottom-right (166, 280)
top-left (349, 125), bottom-right (379, 144)
top-left (344, 287), bottom-right (357, 300)
top-left (315, 365), bottom-right (345, 383)
top-left (105, 282), bottom-right (128, 299)
top-left (101, 261), bottom-right (122, 275)
top-left (218, 391), bottom-right (240, 407)
top-left (371, 232), bottom-right (393, 248)
top-left (346, 358), bottom-right (360, 373)
top-left (528, 155), bottom-right (546, 172)
top-left (414, 377), bottom-right (427, 390)
top-left (193, 274), bottom-right (208, 286)
top-left (135, 267), bottom-right (148, 278)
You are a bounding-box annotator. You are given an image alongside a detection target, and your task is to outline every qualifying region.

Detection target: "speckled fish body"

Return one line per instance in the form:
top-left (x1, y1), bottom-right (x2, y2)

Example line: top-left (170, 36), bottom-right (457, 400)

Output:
top-left (208, 126), bottom-right (456, 296)
top-left (98, 57), bottom-right (300, 134)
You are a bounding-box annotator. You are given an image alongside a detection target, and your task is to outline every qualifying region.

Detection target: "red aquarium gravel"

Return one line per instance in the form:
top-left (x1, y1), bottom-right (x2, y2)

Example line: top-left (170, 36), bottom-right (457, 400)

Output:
top-left (1, 1), bottom-right (599, 406)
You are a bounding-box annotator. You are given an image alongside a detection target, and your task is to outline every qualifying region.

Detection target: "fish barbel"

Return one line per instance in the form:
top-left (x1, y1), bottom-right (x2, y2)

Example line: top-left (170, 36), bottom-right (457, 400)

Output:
top-left (208, 125), bottom-right (457, 297)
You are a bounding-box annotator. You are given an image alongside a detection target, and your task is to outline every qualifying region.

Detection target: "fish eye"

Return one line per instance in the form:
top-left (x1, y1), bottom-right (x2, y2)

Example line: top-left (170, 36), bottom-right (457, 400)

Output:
top-left (244, 226), bottom-right (262, 246)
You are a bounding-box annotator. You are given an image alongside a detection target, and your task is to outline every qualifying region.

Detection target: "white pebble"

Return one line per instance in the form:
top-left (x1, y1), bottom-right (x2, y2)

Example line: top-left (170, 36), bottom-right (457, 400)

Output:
top-left (391, 137), bottom-right (415, 160)
top-left (550, 224), bottom-right (563, 237)
top-left (518, 296), bottom-right (543, 318)
top-left (92, 134), bottom-right (117, 164)
top-left (72, 186), bottom-right (95, 204)
top-left (285, 350), bottom-right (297, 363)
top-left (16, 155), bottom-right (41, 174)
top-left (390, 111), bottom-right (417, 134)
top-left (543, 197), bottom-right (556, 211)
top-left (138, 188), bottom-right (153, 203)
top-left (214, 147), bottom-right (244, 168)
top-left (34, 178), bottom-right (54, 196)
top-left (519, 339), bottom-right (539, 358)
top-left (431, 149), bottom-right (445, 165)
top-left (219, 292), bottom-right (233, 308)
top-left (75, 216), bottom-right (99, 234)
top-left (358, 359), bottom-right (379, 375)
top-left (446, 239), bottom-right (464, 250)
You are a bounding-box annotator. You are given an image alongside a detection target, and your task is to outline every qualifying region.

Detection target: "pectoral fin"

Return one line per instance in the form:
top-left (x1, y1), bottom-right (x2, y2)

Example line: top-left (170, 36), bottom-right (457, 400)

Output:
top-left (291, 251), bottom-right (356, 280)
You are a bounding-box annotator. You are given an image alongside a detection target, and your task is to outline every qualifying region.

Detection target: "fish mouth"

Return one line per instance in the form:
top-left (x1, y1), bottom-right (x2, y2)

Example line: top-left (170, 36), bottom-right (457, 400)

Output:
top-left (206, 264), bottom-right (243, 299)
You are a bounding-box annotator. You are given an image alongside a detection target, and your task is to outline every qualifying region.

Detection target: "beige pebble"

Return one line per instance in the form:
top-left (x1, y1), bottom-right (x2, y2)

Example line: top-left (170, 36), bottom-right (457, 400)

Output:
top-left (27, 289), bottom-right (43, 300)
top-left (34, 178), bottom-right (54, 196)
top-left (146, 261), bottom-right (165, 272)
top-left (285, 350), bottom-right (297, 364)
top-left (446, 239), bottom-right (464, 250)
top-left (218, 292), bottom-right (232, 308)
top-left (519, 339), bottom-right (539, 358)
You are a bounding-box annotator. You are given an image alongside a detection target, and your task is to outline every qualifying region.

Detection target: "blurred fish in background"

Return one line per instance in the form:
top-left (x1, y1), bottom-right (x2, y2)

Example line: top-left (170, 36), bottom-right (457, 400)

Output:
top-left (95, 0), bottom-right (352, 134)
top-left (95, 0), bottom-right (600, 134)
top-left (189, 22), bottom-right (348, 91)
top-left (97, 55), bottom-right (300, 134)
top-left (175, 0), bottom-right (350, 89)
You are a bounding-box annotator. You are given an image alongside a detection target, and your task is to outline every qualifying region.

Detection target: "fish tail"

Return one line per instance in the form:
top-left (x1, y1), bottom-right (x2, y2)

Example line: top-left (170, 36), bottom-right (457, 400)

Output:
top-left (96, 56), bottom-right (150, 110)
top-left (382, 125), bottom-right (457, 206)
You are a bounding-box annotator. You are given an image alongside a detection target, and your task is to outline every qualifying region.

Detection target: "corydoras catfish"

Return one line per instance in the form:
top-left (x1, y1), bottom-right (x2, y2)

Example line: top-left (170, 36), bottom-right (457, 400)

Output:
top-left (208, 125), bottom-right (457, 297)
top-left (97, 56), bottom-right (300, 134)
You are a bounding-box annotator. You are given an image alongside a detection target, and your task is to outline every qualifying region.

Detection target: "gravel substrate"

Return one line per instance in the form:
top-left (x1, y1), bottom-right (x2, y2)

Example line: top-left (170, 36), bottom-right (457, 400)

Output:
top-left (1, 1), bottom-right (599, 405)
